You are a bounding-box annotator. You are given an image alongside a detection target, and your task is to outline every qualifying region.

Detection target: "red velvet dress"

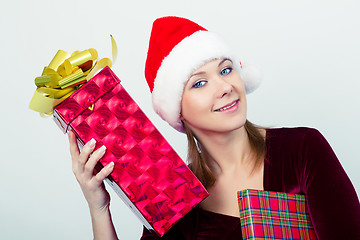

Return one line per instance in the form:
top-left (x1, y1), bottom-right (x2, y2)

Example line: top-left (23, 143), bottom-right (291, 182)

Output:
top-left (140, 128), bottom-right (360, 239)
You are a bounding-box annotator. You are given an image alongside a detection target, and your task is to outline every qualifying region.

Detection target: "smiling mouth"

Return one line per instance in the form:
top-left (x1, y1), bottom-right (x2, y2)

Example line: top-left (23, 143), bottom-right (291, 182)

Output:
top-left (214, 100), bottom-right (239, 112)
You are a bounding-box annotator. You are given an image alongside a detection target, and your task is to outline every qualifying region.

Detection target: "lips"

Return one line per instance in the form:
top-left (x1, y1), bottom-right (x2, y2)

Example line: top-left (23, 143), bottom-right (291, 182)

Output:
top-left (214, 100), bottom-right (239, 112)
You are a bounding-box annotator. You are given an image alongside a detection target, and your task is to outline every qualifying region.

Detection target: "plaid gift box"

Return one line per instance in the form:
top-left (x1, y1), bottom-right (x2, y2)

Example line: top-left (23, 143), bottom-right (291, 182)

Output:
top-left (238, 189), bottom-right (317, 240)
top-left (53, 66), bottom-right (209, 236)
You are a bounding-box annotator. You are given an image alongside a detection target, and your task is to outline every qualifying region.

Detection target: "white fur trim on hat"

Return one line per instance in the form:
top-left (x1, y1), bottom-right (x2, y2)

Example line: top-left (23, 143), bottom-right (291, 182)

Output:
top-left (240, 61), bottom-right (262, 94)
top-left (152, 30), bottom-right (241, 132)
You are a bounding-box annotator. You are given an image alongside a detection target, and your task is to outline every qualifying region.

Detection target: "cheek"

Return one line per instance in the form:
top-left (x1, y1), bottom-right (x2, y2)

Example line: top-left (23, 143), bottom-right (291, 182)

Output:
top-left (235, 74), bottom-right (246, 91)
top-left (233, 76), bottom-right (247, 99)
top-left (181, 92), bottom-right (209, 120)
top-left (181, 94), bottom-right (195, 120)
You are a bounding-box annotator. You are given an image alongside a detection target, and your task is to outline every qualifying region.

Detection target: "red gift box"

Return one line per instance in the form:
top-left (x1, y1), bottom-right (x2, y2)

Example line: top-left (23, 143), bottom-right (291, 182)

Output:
top-left (238, 189), bottom-right (317, 240)
top-left (53, 67), bottom-right (209, 236)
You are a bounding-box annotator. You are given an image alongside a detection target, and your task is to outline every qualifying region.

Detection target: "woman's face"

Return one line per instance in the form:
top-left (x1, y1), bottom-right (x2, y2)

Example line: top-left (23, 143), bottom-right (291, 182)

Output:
top-left (181, 58), bottom-right (247, 135)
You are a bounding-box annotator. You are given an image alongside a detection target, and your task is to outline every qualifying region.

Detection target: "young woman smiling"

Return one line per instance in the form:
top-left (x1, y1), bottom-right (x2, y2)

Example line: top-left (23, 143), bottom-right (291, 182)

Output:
top-left (68, 16), bottom-right (360, 239)
top-left (180, 58), bottom-right (265, 219)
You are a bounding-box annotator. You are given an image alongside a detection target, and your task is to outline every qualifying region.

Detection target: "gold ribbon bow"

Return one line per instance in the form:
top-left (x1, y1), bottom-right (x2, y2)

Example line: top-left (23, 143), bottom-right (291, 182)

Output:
top-left (29, 35), bottom-right (118, 115)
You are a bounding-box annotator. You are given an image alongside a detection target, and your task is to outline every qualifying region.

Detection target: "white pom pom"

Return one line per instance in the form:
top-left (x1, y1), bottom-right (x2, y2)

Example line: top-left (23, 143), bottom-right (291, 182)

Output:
top-left (240, 62), bottom-right (262, 94)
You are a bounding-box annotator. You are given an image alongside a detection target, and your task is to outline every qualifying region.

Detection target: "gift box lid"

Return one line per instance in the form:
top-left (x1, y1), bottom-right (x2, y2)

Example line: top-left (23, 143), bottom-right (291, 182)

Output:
top-left (55, 66), bottom-right (119, 127)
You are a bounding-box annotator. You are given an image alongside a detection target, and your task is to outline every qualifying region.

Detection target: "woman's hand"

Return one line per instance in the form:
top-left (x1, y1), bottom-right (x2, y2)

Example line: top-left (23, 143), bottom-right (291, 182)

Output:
top-left (68, 131), bottom-right (119, 239)
top-left (68, 131), bottom-right (114, 211)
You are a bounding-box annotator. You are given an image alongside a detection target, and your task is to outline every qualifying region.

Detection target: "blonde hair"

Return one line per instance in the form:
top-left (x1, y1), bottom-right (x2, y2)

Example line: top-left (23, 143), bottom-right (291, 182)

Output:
top-left (183, 120), bottom-right (266, 188)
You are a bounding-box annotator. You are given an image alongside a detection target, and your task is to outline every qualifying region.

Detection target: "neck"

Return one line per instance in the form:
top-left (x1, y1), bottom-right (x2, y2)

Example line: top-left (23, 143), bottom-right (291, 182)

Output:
top-left (195, 126), bottom-right (255, 177)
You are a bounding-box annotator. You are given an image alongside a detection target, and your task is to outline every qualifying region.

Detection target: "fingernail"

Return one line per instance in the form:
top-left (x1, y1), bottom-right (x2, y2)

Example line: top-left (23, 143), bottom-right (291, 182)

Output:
top-left (107, 162), bottom-right (114, 168)
top-left (88, 138), bottom-right (96, 147)
top-left (98, 145), bottom-right (106, 154)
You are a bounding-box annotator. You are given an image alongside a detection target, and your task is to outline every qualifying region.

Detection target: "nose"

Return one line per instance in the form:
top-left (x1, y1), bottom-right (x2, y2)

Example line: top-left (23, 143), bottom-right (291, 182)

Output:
top-left (215, 77), bottom-right (232, 98)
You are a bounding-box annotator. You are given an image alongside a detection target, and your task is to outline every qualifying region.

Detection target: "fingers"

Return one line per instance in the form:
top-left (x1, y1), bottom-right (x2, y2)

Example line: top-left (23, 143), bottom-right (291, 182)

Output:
top-left (71, 137), bottom-right (96, 175)
top-left (94, 162), bottom-right (115, 183)
top-left (78, 138), bottom-right (96, 165)
top-left (67, 133), bottom-right (114, 210)
top-left (68, 132), bottom-right (111, 183)
top-left (84, 145), bottom-right (107, 179)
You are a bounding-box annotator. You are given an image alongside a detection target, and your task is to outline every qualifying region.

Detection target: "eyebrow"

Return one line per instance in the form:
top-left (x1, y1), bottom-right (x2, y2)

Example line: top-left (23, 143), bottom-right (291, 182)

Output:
top-left (188, 58), bottom-right (233, 79)
top-left (218, 58), bottom-right (232, 66)
top-left (189, 71), bottom-right (206, 79)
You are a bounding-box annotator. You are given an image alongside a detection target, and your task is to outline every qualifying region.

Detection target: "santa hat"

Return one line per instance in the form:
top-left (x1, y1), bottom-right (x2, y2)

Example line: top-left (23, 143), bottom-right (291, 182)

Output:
top-left (145, 16), bottom-right (261, 132)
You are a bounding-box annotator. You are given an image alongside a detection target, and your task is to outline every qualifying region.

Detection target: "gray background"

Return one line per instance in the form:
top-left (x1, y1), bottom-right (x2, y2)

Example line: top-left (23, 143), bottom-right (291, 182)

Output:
top-left (1, 0), bottom-right (359, 239)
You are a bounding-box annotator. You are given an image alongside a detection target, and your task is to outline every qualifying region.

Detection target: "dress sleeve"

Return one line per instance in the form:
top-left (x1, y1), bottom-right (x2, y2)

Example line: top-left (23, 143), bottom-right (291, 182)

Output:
top-left (301, 129), bottom-right (360, 239)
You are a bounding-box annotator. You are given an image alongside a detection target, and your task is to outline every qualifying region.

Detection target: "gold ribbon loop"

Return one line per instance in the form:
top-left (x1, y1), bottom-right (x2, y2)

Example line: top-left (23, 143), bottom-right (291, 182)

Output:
top-left (111, 35), bottom-right (118, 64)
top-left (59, 69), bottom-right (85, 89)
top-left (29, 87), bottom-right (76, 113)
top-left (86, 57), bottom-right (112, 81)
top-left (29, 35), bottom-right (118, 115)
top-left (67, 48), bottom-right (98, 67)
top-left (35, 75), bottom-right (51, 87)
top-left (48, 50), bottom-right (70, 71)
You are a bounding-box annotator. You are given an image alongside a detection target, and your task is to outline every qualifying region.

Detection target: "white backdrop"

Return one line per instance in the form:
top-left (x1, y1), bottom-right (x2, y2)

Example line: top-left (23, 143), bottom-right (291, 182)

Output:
top-left (1, 0), bottom-right (359, 239)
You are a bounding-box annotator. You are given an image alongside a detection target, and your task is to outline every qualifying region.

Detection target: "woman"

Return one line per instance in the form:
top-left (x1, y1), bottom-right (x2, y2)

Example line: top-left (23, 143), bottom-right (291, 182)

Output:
top-left (68, 16), bottom-right (360, 239)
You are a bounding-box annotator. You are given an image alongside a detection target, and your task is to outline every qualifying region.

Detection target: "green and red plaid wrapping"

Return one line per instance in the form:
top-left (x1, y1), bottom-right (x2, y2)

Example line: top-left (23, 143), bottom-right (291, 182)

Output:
top-left (238, 189), bottom-right (317, 240)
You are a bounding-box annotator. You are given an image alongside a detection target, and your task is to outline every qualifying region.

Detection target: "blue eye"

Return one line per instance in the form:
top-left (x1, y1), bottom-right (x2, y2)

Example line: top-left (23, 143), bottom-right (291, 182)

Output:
top-left (221, 67), bottom-right (232, 76)
top-left (193, 80), bottom-right (206, 88)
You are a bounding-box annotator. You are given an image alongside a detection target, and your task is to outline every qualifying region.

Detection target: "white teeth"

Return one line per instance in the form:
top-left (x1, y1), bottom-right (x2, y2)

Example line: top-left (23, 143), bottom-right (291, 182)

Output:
top-left (216, 101), bottom-right (237, 111)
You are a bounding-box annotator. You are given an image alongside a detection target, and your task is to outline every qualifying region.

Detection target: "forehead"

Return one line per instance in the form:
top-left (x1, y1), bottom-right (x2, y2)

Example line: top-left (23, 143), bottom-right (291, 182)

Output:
top-left (191, 58), bottom-right (232, 74)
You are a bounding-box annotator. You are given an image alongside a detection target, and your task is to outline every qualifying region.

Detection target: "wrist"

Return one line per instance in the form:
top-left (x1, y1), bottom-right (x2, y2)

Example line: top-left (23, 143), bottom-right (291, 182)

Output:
top-left (89, 203), bottom-right (118, 240)
top-left (89, 202), bottom-right (111, 218)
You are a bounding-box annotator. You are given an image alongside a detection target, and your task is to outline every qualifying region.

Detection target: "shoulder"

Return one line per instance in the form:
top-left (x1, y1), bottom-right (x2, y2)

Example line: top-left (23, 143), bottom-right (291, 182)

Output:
top-left (265, 127), bottom-right (337, 168)
top-left (265, 127), bottom-right (332, 167)
top-left (266, 126), bottom-right (322, 138)
top-left (263, 127), bottom-right (336, 193)
top-left (266, 127), bottom-right (325, 147)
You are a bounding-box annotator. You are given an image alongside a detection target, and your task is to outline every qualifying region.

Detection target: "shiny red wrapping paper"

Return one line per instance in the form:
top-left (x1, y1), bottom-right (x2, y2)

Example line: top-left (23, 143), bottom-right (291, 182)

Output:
top-left (53, 67), bottom-right (209, 236)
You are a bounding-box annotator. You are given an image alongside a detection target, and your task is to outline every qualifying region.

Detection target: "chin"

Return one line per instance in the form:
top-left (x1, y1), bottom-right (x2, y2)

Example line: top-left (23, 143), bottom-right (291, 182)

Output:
top-left (223, 114), bottom-right (247, 132)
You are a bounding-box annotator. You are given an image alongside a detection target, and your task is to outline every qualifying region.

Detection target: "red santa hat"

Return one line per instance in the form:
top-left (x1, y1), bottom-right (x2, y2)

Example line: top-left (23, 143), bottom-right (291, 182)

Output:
top-left (145, 16), bottom-right (261, 132)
